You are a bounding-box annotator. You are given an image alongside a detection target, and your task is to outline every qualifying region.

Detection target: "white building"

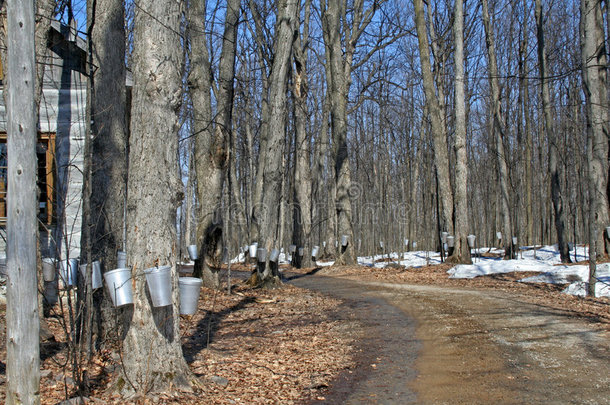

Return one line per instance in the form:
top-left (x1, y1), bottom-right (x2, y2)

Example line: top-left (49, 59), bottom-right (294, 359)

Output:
top-left (0, 21), bottom-right (89, 261)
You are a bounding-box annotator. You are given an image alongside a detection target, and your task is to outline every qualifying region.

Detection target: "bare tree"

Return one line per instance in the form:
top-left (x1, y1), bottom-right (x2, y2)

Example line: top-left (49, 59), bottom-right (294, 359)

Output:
top-left (448, 0), bottom-right (471, 264)
top-left (412, 0), bottom-right (454, 244)
top-left (481, 0), bottom-right (514, 259)
top-left (292, 0), bottom-right (313, 268)
top-left (5, 0), bottom-right (40, 403)
top-left (536, 0), bottom-right (571, 263)
top-left (580, 0), bottom-right (609, 296)
top-left (120, 0), bottom-right (191, 393)
top-left (519, 0), bottom-right (534, 246)
top-left (81, 0), bottom-right (129, 357)
top-left (248, 0), bottom-right (273, 245)
top-left (255, 0), bottom-right (298, 285)
top-left (321, 0), bottom-right (385, 265)
top-left (189, 0), bottom-right (240, 288)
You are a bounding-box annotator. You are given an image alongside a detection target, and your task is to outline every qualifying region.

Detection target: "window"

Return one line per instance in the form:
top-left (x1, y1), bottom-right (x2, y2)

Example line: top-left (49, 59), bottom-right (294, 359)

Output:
top-left (0, 133), bottom-right (56, 225)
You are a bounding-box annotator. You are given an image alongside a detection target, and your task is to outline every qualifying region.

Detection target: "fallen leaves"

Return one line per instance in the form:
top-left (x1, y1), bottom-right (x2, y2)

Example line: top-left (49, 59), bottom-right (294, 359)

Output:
top-left (0, 274), bottom-right (357, 404)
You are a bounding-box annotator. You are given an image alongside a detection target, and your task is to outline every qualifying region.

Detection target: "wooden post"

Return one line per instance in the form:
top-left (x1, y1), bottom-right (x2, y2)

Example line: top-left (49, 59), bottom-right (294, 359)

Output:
top-left (5, 0), bottom-right (40, 403)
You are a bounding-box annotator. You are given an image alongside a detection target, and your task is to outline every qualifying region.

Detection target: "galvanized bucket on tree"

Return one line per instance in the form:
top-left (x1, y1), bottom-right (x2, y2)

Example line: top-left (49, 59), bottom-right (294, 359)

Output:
top-left (179, 277), bottom-right (202, 315)
top-left (467, 235), bottom-right (476, 248)
top-left (117, 250), bottom-right (127, 268)
top-left (269, 248), bottom-right (280, 263)
top-left (187, 245), bottom-right (198, 260)
top-left (79, 261), bottom-right (103, 289)
top-left (249, 243), bottom-right (258, 258)
top-left (447, 236), bottom-right (455, 248)
top-left (104, 268), bottom-right (133, 307)
top-left (144, 265), bottom-right (172, 307)
top-left (257, 248), bottom-right (267, 262)
top-left (42, 257), bottom-right (56, 282)
top-left (59, 258), bottom-right (78, 288)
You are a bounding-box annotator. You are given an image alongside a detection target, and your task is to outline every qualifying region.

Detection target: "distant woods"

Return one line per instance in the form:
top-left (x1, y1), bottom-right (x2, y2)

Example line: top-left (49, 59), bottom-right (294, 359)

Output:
top-left (173, 0), bottom-right (608, 270)
top-left (46, 0), bottom-right (610, 276)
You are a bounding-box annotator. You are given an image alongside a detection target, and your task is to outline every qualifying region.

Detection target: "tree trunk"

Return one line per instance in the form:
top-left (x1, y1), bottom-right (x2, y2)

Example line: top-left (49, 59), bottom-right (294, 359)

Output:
top-left (249, 0), bottom-right (272, 245)
top-left (413, 0), bottom-right (454, 238)
top-left (190, 0), bottom-right (240, 288)
top-left (292, 0), bottom-right (313, 268)
top-left (5, 0), bottom-right (40, 403)
top-left (447, 0), bottom-right (471, 264)
top-left (257, 0), bottom-right (297, 284)
top-left (536, 0), bottom-right (571, 263)
top-left (229, 132), bottom-right (249, 243)
top-left (321, 0), bottom-right (360, 265)
top-left (87, 0), bottom-right (129, 350)
top-left (581, 0), bottom-right (609, 296)
top-left (318, 93), bottom-right (336, 258)
top-left (121, 0), bottom-right (191, 394)
top-left (482, 0), bottom-right (514, 259)
top-left (521, 0), bottom-right (534, 246)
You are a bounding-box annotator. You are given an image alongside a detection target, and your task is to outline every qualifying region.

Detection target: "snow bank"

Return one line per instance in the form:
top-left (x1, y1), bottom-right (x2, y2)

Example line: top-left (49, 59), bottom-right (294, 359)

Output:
top-left (352, 244), bottom-right (608, 298)
top-left (520, 263), bottom-right (610, 297)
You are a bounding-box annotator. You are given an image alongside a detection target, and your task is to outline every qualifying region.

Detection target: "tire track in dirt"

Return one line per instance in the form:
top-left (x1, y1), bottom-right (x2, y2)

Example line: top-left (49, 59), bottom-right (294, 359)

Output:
top-left (291, 274), bottom-right (610, 404)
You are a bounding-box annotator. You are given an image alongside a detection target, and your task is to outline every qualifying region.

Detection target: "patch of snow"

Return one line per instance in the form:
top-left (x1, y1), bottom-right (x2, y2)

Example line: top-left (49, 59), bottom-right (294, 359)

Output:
top-left (356, 244), bottom-right (607, 298)
top-left (561, 279), bottom-right (610, 297)
top-left (358, 251), bottom-right (442, 269)
top-left (520, 263), bottom-right (610, 298)
top-left (231, 253), bottom-right (246, 264)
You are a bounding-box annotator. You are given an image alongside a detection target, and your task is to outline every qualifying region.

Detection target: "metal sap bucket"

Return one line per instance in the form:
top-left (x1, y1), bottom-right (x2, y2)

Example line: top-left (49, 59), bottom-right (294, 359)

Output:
top-left (117, 251), bottom-right (127, 268)
top-left (79, 261), bottom-right (103, 289)
top-left (249, 243), bottom-right (258, 258)
top-left (269, 248), bottom-right (280, 263)
top-left (187, 245), bottom-right (198, 261)
top-left (179, 277), bottom-right (202, 315)
top-left (256, 248), bottom-right (267, 262)
top-left (104, 268), bottom-right (133, 307)
top-left (59, 258), bottom-right (78, 288)
top-left (144, 265), bottom-right (172, 307)
top-left (42, 258), bottom-right (56, 282)
top-left (447, 236), bottom-right (455, 248)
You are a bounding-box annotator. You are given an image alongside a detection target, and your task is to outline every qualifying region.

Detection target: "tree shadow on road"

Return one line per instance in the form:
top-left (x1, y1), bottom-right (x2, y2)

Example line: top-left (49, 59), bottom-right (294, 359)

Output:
top-left (182, 295), bottom-right (255, 364)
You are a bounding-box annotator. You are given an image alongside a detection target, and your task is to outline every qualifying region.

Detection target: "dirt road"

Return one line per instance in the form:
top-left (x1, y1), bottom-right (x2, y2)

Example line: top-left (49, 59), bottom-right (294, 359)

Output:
top-left (290, 274), bottom-right (610, 404)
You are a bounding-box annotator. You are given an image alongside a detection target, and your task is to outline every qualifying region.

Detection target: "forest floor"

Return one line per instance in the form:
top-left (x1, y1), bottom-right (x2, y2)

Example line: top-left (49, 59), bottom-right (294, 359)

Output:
top-left (0, 260), bottom-right (608, 404)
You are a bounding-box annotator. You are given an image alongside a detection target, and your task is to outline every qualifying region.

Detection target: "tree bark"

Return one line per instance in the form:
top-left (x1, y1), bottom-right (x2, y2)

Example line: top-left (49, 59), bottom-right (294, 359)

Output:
top-left (482, 0), bottom-right (514, 259)
top-left (249, 0), bottom-right (272, 245)
top-left (87, 0), bottom-right (129, 350)
top-left (5, 0), bottom-right (40, 403)
top-left (412, 0), bottom-right (454, 239)
top-left (321, 0), bottom-right (378, 265)
top-left (521, 0), bottom-right (534, 246)
top-left (190, 0), bottom-right (240, 288)
top-left (256, 0), bottom-right (297, 284)
top-left (447, 0), bottom-right (471, 264)
top-left (121, 0), bottom-right (191, 393)
top-left (581, 0), bottom-right (609, 296)
top-left (292, 0), bottom-right (313, 268)
top-left (536, 0), bottom-right (571, 263)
